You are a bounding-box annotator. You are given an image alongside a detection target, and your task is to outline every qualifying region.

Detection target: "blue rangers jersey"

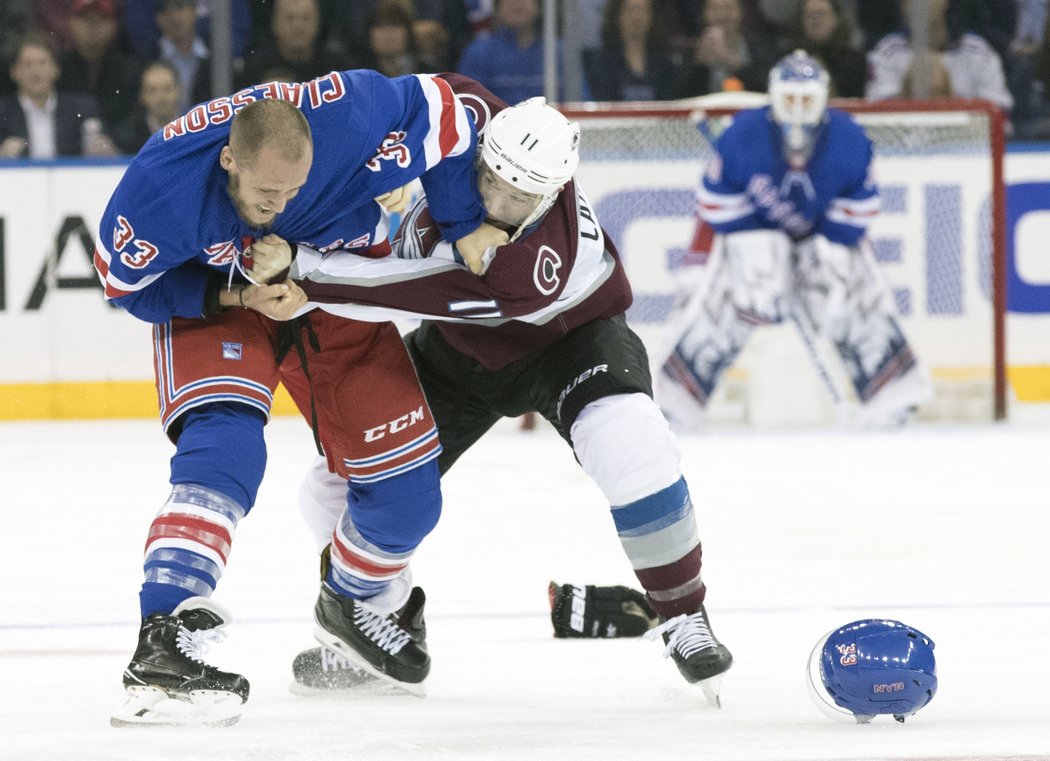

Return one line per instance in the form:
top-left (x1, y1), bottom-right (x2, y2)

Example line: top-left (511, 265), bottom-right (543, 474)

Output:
top-left (94, 70), bottom-right (485, 323)
top-left (698, 106), bottom-right (879, 246)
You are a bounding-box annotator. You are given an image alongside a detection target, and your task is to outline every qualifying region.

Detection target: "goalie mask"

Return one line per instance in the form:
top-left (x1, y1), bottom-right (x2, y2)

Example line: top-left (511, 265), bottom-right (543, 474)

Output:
top-left (478, 97), bottom-right (580, 237)
top-left (768, 50), bottom-right (830, 168)
top-left (807, 619), bottom-right (938, 724)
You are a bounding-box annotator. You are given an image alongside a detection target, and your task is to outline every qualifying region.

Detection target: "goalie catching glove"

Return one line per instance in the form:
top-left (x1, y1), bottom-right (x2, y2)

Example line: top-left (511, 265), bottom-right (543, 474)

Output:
top-left (549, 581), bottom-right (659, 638)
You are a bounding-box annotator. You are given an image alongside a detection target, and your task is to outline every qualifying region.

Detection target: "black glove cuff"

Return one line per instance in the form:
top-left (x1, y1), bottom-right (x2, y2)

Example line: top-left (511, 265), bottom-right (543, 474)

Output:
top-left (202, 272), bottom-right (227, 320)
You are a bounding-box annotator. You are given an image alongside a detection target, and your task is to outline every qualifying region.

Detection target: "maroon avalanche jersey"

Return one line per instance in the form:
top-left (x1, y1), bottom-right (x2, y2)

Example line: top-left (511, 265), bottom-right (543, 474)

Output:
top-left (293, 74), bottom-right (633, 370)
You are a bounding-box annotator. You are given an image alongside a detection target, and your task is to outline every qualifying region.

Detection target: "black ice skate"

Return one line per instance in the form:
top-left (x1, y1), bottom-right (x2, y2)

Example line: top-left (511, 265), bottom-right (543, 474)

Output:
top-left (645, 604), bottom-right (733, 708)
top-left (313, 583), bottom-right (430, 696)
top-left (292, 586), bottom-right (427, 694)
top-left (111, 597), bottom-right (249, 727)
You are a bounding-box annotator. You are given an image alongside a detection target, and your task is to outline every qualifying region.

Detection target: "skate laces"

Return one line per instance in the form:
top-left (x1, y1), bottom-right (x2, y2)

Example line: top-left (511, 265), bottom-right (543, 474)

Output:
top-left (175, 625), bottom-right (228, 665)
top-left (644, 611), bottom-right (717, 659)
top-left (320, 647), bottom-right (354, 672)
top-left (354, 605), bottom-right (411, 654)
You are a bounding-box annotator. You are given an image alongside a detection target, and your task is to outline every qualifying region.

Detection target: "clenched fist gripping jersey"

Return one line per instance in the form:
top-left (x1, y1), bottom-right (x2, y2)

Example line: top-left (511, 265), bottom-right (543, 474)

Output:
top-left (94, 70), bottom-right (485, 324)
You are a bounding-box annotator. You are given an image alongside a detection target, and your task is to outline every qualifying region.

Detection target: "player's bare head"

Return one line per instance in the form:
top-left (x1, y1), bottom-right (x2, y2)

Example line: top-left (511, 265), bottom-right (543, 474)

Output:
top-left (228, 98), bottom-right (312, 167)
top-left (221, 99), bottom-right (313, 228)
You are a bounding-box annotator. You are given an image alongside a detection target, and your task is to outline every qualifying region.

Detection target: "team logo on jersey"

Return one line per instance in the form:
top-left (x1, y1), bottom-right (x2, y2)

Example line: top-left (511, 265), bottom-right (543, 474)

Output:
top-left (222, 342), bottom-right (243, 360)
top-left (533, 245), bottom-right (562, 296)
top-left (205, 240), bottom-right (240, 266)
top-left (458, 93), bottom-right (493, 134)
top-left (366, 131), bottom-right (410, 172)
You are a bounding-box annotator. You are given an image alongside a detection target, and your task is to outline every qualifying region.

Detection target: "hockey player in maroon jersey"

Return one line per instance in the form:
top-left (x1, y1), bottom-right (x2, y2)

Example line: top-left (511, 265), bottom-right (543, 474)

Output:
top-left (286, 76), bottom-right (734, 705)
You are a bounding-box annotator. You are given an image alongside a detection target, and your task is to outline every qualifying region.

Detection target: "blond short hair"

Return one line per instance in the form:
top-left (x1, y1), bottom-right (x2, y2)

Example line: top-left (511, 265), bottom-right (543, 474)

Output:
top-left (229, 99), bottom-right (312, 165)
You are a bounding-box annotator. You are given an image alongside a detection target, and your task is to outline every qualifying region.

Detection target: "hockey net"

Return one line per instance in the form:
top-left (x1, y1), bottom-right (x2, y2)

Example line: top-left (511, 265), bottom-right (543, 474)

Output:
top-left (562, 96), bottom-right (1007, 425)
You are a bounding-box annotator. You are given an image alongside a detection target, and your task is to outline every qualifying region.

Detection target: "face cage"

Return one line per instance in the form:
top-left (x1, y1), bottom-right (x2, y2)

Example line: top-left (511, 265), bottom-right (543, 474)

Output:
top-left (771, 81), bottom-right (827, 166)
top-left (777, 121), bottom-right (824, 168)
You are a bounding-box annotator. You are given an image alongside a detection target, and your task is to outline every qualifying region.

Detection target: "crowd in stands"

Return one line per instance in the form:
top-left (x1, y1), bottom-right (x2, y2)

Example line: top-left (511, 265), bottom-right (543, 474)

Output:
top-left (1, 0), bottom-right (1049, 158)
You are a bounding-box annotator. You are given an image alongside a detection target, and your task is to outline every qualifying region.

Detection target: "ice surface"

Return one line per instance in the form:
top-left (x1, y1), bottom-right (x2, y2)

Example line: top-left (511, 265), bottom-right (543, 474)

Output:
top-left (1, 418), bottom-right (1048, 761)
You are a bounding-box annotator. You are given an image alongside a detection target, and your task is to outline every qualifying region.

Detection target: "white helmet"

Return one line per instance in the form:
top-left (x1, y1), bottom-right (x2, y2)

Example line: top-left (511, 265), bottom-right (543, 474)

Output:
top-left (480, 97), bottom-right (580, 197)
top-left (768, 50), bottom-right (830, 166)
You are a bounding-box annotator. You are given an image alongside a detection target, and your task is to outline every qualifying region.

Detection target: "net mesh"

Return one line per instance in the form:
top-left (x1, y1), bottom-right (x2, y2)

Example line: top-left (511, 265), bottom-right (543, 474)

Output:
top-left (569, 100), bottom-right (1002, 423)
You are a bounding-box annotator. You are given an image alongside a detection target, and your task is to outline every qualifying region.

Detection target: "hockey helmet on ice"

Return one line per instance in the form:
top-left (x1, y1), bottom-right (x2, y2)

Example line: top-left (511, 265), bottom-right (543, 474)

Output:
top-left (807, 619), bottom-right (938, 723)
top-left (768, 49), bottom-right (830, 166)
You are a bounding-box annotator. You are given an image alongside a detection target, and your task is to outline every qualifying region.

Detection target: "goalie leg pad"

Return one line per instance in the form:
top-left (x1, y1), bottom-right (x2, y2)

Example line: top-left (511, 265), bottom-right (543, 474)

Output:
top-left (723, 229), bottom-right (793, 324)
top-left (796, 238), bottom-right (929, 412)
top-left (655, 232), bottom-right (788, 425)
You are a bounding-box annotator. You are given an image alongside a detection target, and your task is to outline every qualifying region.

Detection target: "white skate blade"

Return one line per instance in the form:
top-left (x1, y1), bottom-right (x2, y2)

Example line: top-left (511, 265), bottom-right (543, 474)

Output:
top-left (289, 677), bottom-right (406, 699)
top-left (699, 673), bottom-right (725, 709)
top-left (110, 686), bottom-right (244, 727)
top-left (312, 625), bottom-right (426, 698)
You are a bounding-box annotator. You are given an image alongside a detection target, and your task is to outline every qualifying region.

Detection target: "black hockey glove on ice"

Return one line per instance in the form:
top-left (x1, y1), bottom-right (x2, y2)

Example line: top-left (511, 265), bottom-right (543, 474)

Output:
top-left (548, 581), bottom-right (659, 638)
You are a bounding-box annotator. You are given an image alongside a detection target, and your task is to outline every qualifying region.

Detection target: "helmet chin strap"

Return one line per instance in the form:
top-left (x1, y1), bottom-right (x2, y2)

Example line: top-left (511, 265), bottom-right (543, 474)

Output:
top-left (508, 190), bottom-right (559, 243)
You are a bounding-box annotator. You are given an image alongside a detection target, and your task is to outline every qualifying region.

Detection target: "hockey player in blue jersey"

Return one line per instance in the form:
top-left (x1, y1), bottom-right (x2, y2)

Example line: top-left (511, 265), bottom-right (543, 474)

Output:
top-left (655, 50), bottom-right (930, 429)
top-left (97, 70), bottom-right (509, 726)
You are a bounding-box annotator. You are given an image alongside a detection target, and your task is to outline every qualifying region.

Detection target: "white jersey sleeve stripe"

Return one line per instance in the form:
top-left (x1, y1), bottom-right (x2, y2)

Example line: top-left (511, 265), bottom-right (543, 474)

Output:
top-left (697, 184), bottom-right (755, 225)
top-left (826, 195), bottom-right (881, 228)
top-left (93, 240), bottom-right (165, 300)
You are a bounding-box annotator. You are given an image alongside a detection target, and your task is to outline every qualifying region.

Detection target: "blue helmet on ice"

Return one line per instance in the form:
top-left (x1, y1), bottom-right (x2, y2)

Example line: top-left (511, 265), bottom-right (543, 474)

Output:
top-left (807, 619), bottom-right (938, 723)
top-left (768, 49), bottom-right (830, 167)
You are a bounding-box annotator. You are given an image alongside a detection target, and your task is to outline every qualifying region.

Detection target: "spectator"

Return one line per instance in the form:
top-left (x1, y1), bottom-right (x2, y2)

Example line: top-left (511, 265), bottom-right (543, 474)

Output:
top-left (110, 60), bottom-right (182, 154)
top-left (154, 0), bottom-right (211, 112)
top-left (585, 0), bottom-right (686, 101)
top-left (1017, 3), bottom-right (1050, 137)
top-left (679, 0), bottom-right (778, 95)
top-left (856, 2), bottom-right (902, 50)
top-left (0, 0), bottom-right (30, 94)
top-left (32, 0), bottom-right (78, 54)
top-left (950, 0), bottom-right (1049, 136)
top-left (0, 33), bottom-right (117, 158)
top-left (291, 1), bottom-right (469, 74)
top-left (458, 0), bottom-right (566, 104)
top-left (358, 2), bottom-right (435, 78)
top-left (759, 0), bottom-right (864, 48)
top-left (58, 0), bottom-right (142, 133)
top-left (866, 0), bottom-right (1013, 114)
top-left (948, 0), bottom-right (1016, 56)
top-left (785, 0), bottom-right (865, 96)
top-left (410, 0), bottom-right (472, 70)
top-left (122, 0), bottom-right (252, 62)
top-left (237, 0), bottom-right (349, 88)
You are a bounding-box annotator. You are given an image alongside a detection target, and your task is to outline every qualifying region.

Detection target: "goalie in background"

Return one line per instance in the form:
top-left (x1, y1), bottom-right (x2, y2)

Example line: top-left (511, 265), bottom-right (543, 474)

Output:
top-left (655, 50), bottom-right (931, 430)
